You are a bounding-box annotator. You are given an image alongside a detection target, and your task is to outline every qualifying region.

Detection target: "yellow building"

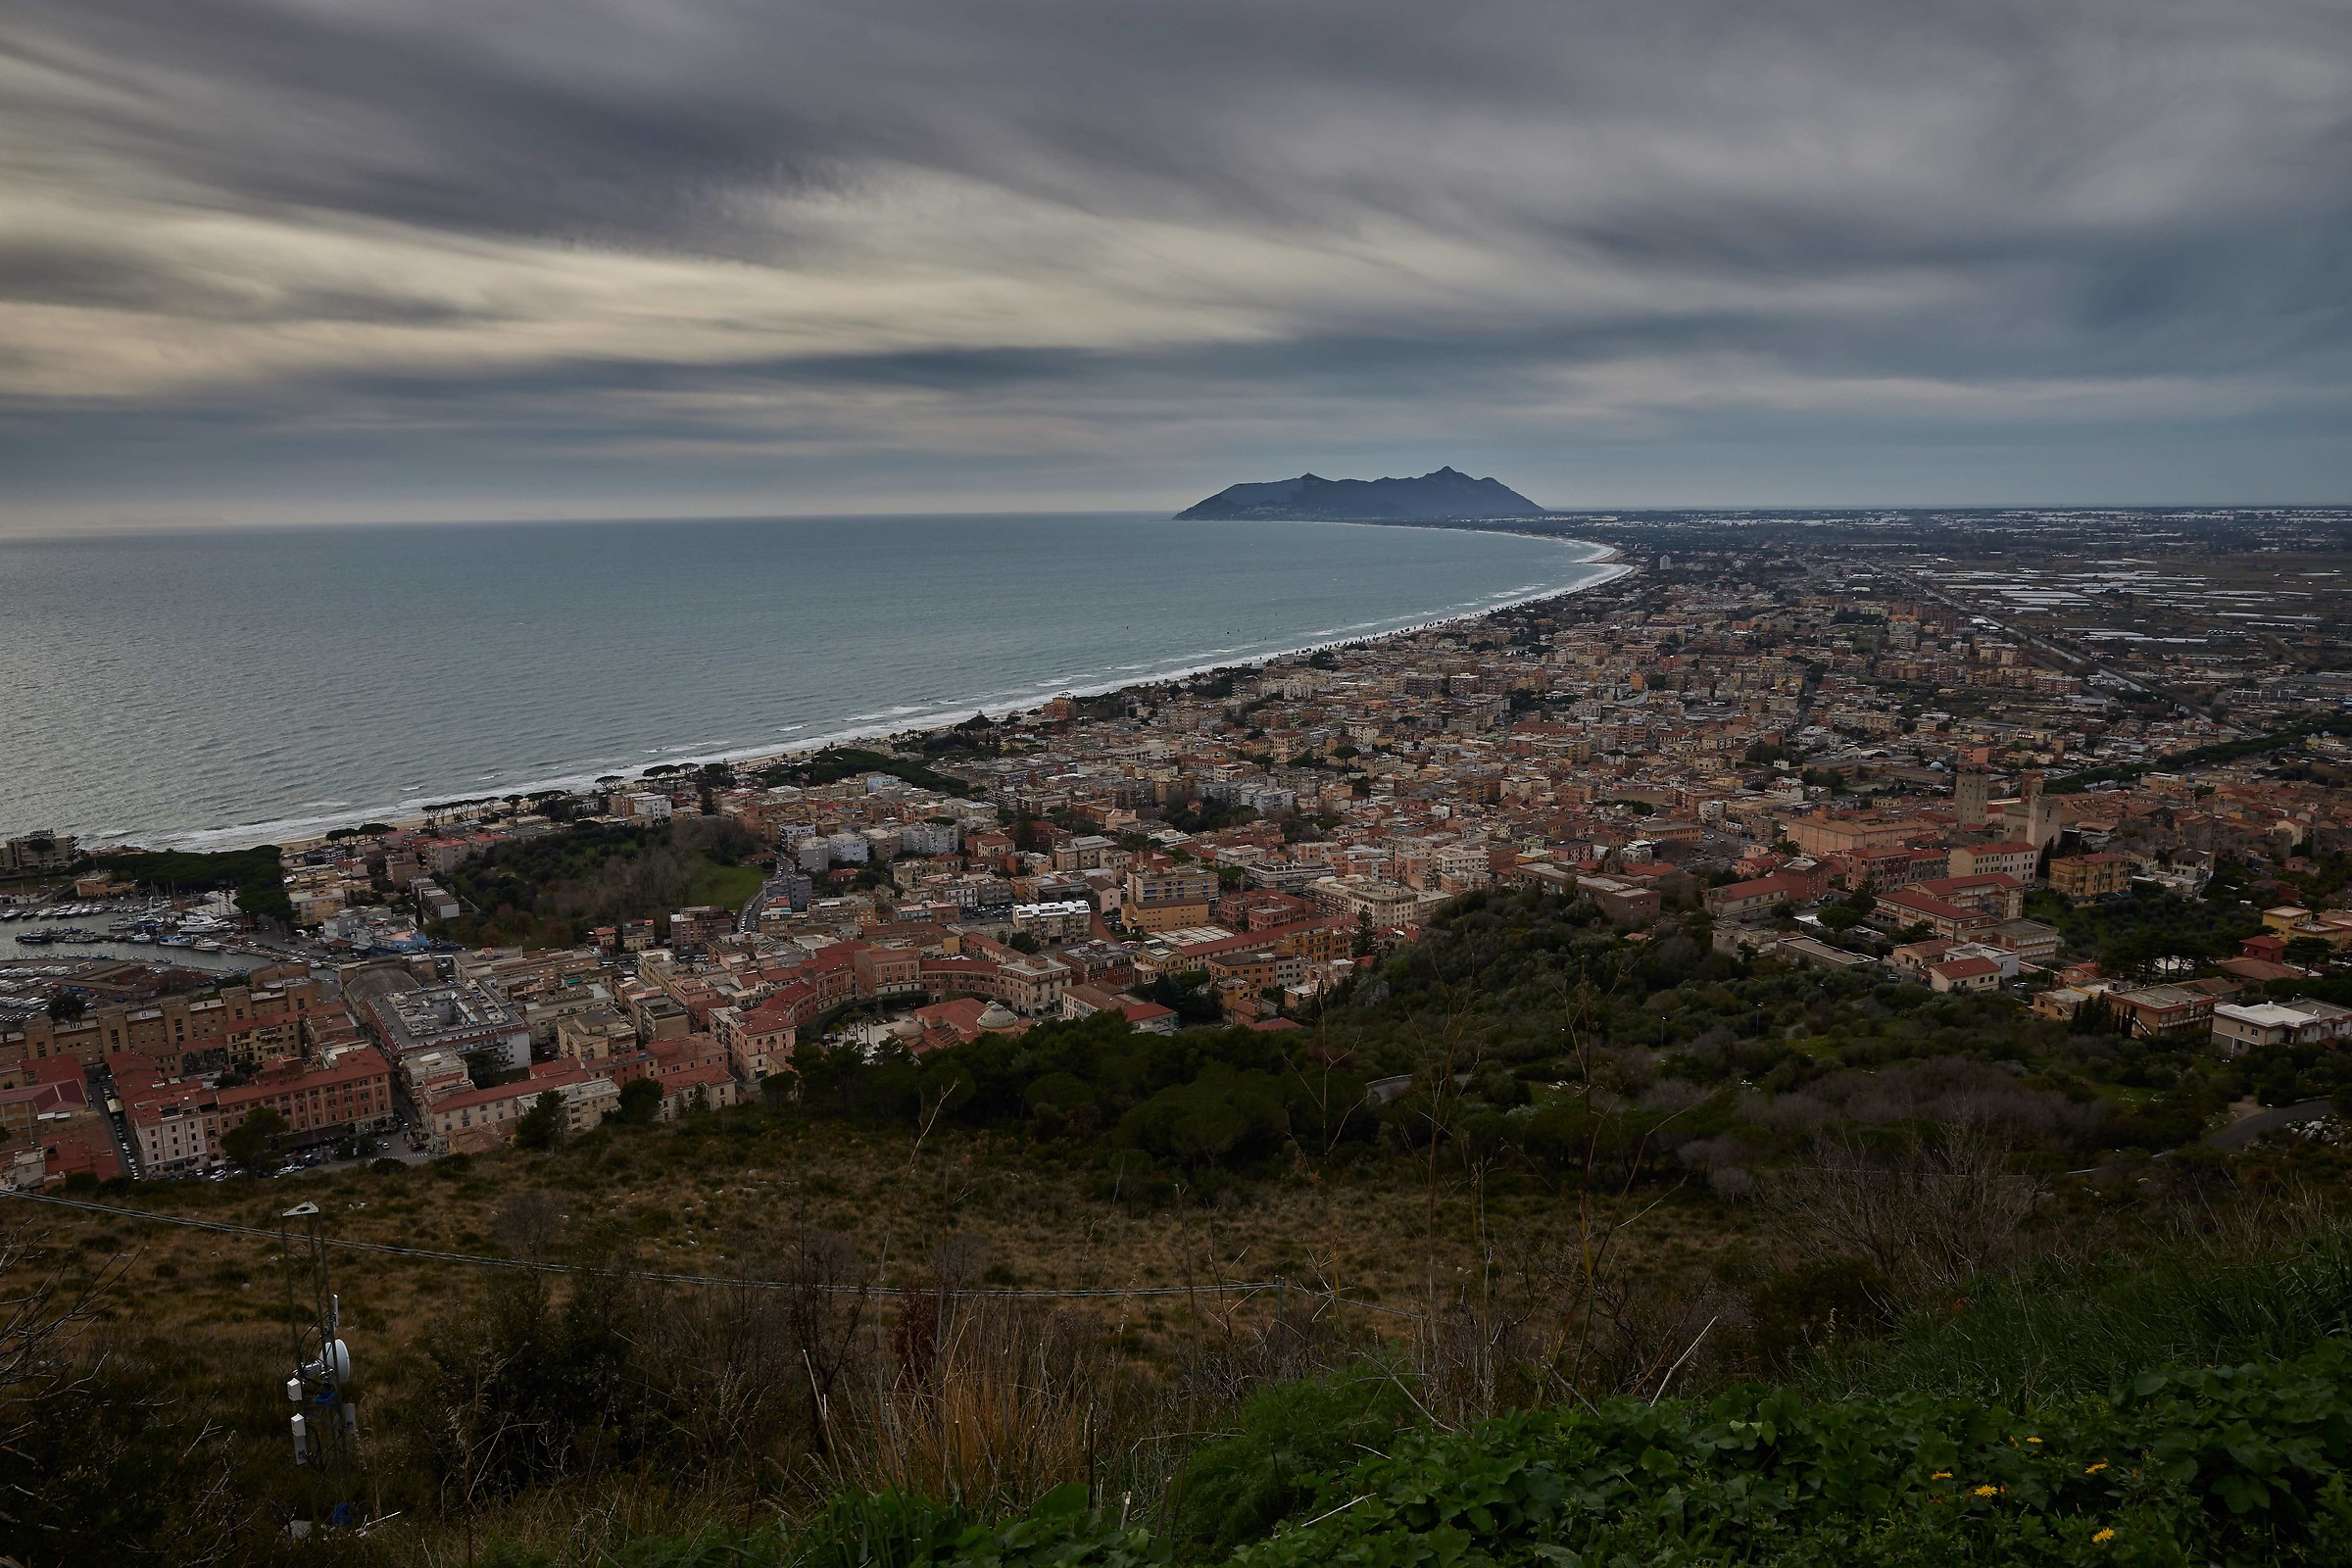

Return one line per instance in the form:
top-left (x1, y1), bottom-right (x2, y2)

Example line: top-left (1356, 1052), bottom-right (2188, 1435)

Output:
top-left (2049, 853), bottom-right (2131, 902)
top-left (1125, 897), bottom-right (1214, 934)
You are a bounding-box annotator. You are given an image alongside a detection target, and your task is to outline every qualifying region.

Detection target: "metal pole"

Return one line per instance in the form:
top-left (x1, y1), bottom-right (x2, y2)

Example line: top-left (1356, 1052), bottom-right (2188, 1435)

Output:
top-left (278, 1200), bottom-right (366, 1535)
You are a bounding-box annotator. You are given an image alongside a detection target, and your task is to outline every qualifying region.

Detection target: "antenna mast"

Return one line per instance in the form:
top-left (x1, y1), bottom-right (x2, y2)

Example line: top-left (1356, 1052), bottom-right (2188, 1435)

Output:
top-left (278, 1200), bottom-right (365, 1537)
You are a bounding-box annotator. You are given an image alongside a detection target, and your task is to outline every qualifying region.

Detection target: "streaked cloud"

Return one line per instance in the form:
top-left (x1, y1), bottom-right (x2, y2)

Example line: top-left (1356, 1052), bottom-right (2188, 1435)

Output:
top-left (1, 0), bottom-right (2346, 526)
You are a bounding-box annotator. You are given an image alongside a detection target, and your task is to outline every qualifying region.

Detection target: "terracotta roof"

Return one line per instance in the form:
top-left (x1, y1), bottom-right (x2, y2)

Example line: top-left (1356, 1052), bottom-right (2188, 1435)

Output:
top-left (214, 1047), bottom-right (392, 1112)
top-left (428, 1061), bottom-right (594, 1115)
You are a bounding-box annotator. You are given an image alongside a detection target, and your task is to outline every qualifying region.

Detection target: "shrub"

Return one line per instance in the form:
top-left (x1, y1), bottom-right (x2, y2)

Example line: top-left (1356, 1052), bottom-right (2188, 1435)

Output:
top-left (1167, 1371), bottom-right (1421, 1554)
top-left (1223, 1343), bottom-right (2352, 1568)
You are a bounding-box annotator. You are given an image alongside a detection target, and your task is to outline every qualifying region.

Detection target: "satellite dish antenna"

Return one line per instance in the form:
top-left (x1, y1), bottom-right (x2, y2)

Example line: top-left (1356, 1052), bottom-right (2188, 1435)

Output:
top-left (303, 1339), bottom-right (354, 1387)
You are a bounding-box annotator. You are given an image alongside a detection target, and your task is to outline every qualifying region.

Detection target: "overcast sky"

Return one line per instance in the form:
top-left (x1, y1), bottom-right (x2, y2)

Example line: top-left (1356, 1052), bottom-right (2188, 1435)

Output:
top-left (2, 0), bottom-right (2347, 530)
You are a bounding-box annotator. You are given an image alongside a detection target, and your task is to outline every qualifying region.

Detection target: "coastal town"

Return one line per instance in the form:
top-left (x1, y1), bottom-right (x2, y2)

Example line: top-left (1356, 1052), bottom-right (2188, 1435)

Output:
top-left (7, 514), bottom-right (2352, 1187)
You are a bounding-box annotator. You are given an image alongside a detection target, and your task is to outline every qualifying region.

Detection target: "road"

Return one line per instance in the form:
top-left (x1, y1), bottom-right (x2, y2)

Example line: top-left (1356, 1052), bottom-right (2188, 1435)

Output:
top-left (2202, 1098), bottom-right (2337, 1152)
top-left (739, 864), bottom-right (795, 932)
top-left (92, 1064), bottom-right (141, 1179)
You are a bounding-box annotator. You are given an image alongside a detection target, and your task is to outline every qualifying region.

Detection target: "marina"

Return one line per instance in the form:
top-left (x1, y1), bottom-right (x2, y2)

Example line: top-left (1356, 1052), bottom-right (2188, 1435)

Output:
top-left (0, 893), bottom-right (276, 973)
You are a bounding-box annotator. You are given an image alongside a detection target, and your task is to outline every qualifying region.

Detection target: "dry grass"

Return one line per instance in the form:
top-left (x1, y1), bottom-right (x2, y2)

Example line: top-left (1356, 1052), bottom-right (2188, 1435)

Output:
top-left (841, 1298), bottom-right (1102, 1507)
top-left (0, 1108), bottom-right (1761, 1552)
top-left (12, 1119), bottom-right (1754, 1368)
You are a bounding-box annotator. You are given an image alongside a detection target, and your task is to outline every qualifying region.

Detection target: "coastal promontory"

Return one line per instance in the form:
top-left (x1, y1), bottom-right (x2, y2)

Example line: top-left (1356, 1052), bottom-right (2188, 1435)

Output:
top-left (1175, 466), bottom-right (1544, 521)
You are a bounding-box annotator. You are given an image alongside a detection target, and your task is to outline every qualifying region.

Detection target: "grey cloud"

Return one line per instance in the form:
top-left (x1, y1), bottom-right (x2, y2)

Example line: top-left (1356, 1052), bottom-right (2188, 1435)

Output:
top-left (0, 0), bottom-right (2348, 520)
top-left (0, 242), bottom-right (188, 312)
top-left (0, 240), bottom-right (495, 326)
top-left (14, 1), bottom-right (2338, 251)
top-left (6, 2), bottom-right (839, 235)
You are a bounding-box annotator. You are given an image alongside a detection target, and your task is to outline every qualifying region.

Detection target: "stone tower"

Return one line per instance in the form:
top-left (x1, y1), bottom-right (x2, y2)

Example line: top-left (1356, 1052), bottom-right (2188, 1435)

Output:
top-left (2023, 769), bottom-right (2061, 849)
top-left (1954, 769), bottom-right (1988, 829)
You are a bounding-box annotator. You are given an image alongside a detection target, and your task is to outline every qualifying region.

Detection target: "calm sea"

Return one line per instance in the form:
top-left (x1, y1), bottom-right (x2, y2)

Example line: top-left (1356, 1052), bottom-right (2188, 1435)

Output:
top-left (0, 514), bottom-right (1615, 849)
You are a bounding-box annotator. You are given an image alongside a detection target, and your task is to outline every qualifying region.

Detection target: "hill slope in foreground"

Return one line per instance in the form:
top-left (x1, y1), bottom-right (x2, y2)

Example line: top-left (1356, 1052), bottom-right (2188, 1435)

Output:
top-left (1175, 466), bottom-right (1544, 520)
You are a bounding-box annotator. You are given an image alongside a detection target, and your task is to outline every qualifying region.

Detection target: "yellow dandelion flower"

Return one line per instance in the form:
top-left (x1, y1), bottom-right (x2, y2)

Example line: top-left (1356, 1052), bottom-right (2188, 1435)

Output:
top-left (2092, 1528), bottom-right (2116, 1544)
top-left (2085, 1461), bottom-right (2108, 1474)
top-left (1932, 1471), bottom-right (1953, 1480)
top-left (1974, 1485), bottom-right (2002, 1497)
top-left (2026, 1437), bottom-right (2042, 1445)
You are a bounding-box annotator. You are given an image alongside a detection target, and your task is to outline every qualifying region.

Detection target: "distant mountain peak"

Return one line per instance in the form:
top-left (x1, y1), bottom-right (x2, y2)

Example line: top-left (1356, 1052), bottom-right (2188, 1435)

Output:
top-left (1175, 466), bottom-right (1544, 522)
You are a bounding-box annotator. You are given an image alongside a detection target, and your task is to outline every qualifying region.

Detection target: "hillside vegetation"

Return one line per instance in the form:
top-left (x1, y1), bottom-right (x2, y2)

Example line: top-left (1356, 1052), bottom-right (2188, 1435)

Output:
top-left (6, 887), bottom-right (2352, 1566)
top-left (790, 885), bottom-right (2267, 1214)
top-left (434, 817), bottom-right (762, 947)
top-left (757, 748), bottom-right (975, 797)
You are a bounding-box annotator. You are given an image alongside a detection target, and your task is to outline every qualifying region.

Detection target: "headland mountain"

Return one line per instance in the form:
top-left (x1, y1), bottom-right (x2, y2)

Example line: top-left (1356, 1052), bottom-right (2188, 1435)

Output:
top-left (1174, 466), bottom-right (1544, 521)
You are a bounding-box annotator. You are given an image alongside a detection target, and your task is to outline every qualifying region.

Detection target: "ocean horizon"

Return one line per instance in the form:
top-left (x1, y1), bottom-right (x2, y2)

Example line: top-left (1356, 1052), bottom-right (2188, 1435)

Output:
top-left (1, 514), bottom-right (1619, 851)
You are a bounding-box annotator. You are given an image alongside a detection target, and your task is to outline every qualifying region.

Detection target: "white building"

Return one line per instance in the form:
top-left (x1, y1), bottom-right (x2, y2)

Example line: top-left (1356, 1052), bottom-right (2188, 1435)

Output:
top-left (901, 821), bottom-right (961, 857)
top-left (1012, 900), bottom-right (1093, 942)
top-left (130, 1098), bottom-right (212, 1175)
top-left (2210, 999), bottom-right (2352, 1056)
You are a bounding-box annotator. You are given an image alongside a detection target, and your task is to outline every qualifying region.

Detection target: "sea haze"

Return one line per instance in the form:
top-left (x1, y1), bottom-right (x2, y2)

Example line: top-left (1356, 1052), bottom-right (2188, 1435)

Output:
top-left (1, 514), bottom-right (1616, 849)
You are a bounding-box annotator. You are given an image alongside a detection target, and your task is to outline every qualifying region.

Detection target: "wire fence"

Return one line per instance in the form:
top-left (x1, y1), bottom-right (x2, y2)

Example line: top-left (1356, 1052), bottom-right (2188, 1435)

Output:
top-left (0, 1188), bottom-right (1428, 1319)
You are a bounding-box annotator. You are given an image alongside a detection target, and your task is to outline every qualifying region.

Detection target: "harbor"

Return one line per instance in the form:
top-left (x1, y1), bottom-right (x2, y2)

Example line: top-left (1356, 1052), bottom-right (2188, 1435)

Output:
top-left (0, 893), bottom-right (274, 974)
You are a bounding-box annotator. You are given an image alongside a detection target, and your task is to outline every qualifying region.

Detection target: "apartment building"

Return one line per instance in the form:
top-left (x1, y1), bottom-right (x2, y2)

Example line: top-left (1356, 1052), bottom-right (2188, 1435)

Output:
top-left (2, 969), bottom-right (325, 1077)
top-left (1946, 841), bottom-right (2040, 884)
top-left (0, 833), bottom-right (75, 877)
top-left (117, 1046), bottom-right (399, 1168)
top-left (710, 1000), bottom-right (797, 1084)
top-left (851, 944), bottom-right (926, 1003)
top-left (1431, 843), bottom-right (1495, 893)
top-left (1704, 871), bottom-right (1817, 922)
top-left (1012, 901), bottom-right (1093, 943)
top-left (1124, 896), bottom-right (1215, 934)
top-left (2049, 853), bottom-right (2132, 902)
top-left (899, 821), bottom-right (961, 857)
top-left (1305, 874), bottom-right (1424, 926)
top-left (1160, 917), bottom-right (1349, 970)
top-left (666, 905), bottom-right (734, 955)
top-left (119, 1075), bottom-right (214, 1174)
top-left (553, 1005), bottom-right (638, 1063)
top-left (1573, 874), bottom-right (1663, 928)
top-left (1831, 845), bottom-right (1949, 891)
top-left (428, 1061), bottom-right (620, 1153)
top-left (1125, 863), bottom-right (1220, 906)
top-left (1911, 874), bottom-right (2026, 920)
top-left (1870, 887), bottom-right (1997, 942)
top-left (917, 951), bottom-right (1070, 1014)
